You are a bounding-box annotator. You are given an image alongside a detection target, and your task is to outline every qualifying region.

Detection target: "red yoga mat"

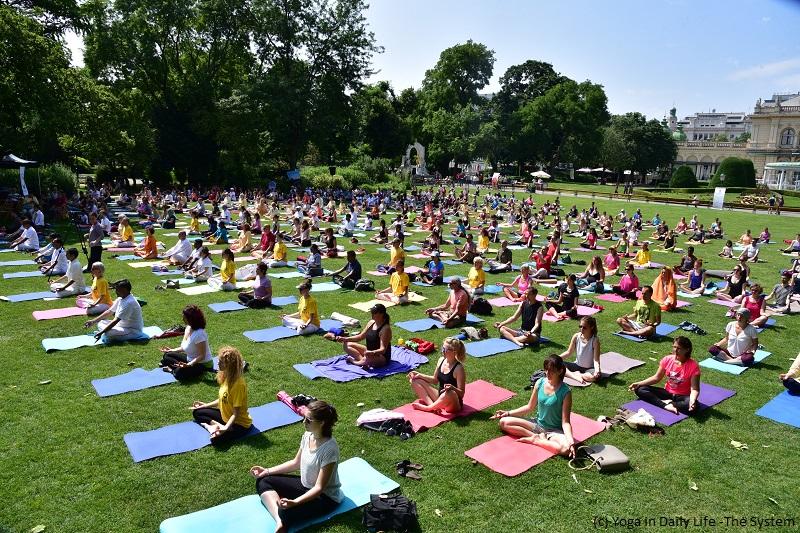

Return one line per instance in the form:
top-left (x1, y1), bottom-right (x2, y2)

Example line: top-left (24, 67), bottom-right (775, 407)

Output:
top-left (393, 379), bottom-right (516, 432)
top-left (32, 307), bottom-right (87, 320)
top-left (465, 413), bottom-right (606, 476)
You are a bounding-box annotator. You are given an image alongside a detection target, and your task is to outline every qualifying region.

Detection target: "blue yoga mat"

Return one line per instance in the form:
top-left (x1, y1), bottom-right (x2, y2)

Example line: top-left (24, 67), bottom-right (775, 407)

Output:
top-left (152, 269), bottom-right (184, 276)
top-left (310, 282), bottom-right (341, 293)
top-left (756, 390), bottom-right (800, 429)
top-left (115, 255), bottom-right (139, 261)
top-left (0, 259), bottom-right (37, 267)
top-left (1, 290), bottom-right (61, 303)
top-left (271, 295), bottom-right (298, 306)
top-left (442, 275), bottom-right (468, 283)
top-left (441, 259), bottom-right (462, 266)
top-left (244, 319), bottom-right (342, 342)
top-left (3, 270), bottom-right (44, 279)
top-left (466, 336), bottom-right (551, 358)
top-left (294, 363), bottom-right (324, 379)
top-left (125, 401), bottom-right (303, 462)
top-left (395, 314), bottom-right (484, 333)
top-left (756, 318), bottom-right (777, 334)
top-left (294, 346), bottom-right (428, 382)
top-left (613, 323), bottom-right (680, 343)
top-left (208, 301), bottom-right (248, 313)
top-left (42, 326), bottom-right (163, 352)
top-left (699, 349), bottom-right (771, 375)
top-left (93, 368), bottom-right (177, 397)
top-left (162, 278), bottom-right (196, 285)
top-left (159, 457), bottom-right (399, 533)
top-left (269, 271), bottom-right (306, 279)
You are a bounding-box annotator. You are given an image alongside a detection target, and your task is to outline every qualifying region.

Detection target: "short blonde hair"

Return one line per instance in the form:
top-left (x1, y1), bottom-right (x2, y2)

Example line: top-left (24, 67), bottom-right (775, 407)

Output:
top-left (473, 256), bottom-right (484, 266)
top-left (442, 337), bottom-right (466, 362)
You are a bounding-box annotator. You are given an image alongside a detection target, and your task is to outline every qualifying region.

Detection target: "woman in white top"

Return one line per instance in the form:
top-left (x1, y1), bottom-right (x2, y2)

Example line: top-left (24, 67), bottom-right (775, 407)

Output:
top-left (185, 246), bottom-right (213, 281)
top-left (50, 248), bottom-right (87, 297)
top-left (560, 316), bottom-right (601, 384)
top-left (710, 308), bottom-right (759, 366)
top-left (159, 305), bottom-right (213, 380)
top-left (251, 401), bottom-right (342, 533)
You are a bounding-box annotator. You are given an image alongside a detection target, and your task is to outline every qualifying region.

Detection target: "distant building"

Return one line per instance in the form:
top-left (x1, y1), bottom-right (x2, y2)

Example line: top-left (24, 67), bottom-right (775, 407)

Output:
top-left (670, 108), bottom-right (750, 142)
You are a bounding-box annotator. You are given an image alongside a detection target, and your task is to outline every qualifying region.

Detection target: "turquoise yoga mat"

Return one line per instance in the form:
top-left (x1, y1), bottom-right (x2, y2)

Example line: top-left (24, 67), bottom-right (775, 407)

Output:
top-left (159, 457), bottom-right (399, 533)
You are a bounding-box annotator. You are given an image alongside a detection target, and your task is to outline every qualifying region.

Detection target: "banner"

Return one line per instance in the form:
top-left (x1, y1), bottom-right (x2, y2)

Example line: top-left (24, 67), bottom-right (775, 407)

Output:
top-left (19, 167), bottom-right (28, 196)
top-left (712, 187), bottom-right (726, 209)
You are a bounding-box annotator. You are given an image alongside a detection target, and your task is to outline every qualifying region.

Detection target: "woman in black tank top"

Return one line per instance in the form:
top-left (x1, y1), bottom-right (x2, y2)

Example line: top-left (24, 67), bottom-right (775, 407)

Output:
top-left (408, 337), bottom-right (467, 413)
top-left (328, 304), bottom-right (392, 368)
top-left (716, 265), bottom-right (748, 302)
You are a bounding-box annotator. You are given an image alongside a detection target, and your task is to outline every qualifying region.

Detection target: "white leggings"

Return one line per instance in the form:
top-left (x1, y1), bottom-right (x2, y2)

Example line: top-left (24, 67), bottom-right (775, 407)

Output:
top-left (282, 317), bottom-right (319, 335)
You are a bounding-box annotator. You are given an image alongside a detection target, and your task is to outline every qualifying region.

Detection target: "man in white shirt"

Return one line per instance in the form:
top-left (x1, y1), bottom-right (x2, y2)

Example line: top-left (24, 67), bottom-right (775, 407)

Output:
top-left (40, 238), bottom-right (68, 275)
top-left (32, 208), bottom-right (44, 229)
top-left (84, 279), bottom-right (144, 341)
top-left (51, 248), bottom-right (86, 297)
top-left (739, 242), bottom-right (760, 263)
top-left (339, 214), bottom-right (356, 237)
top-left (99, 212), bottom-right (112, 234)
top-left (164, 231), bottom-right (192, 264)
top-left (10, 219), bottom-right (39, 251)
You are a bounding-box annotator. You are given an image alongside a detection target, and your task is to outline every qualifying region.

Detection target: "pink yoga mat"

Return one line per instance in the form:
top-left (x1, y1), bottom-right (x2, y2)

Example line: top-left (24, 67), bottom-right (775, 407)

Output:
top-left (33, 307), bottom-right (86, 320)
top-left (709, 298), bottom-right (739, 308)
top-left (367, 270), bottom-right (388, 277)
top-left (404, 266), bottom-right (423, 274)
top-left (465, 414), bottom-right (606, 476)
top-left (596, 293), bottom-right (628, 303)
top-left (106, 247), bottom-right (136, 253)
top-left (393, 380), bottom-right (516, 432)
top-left (675, 300), bottom-right (691, 309)
top-left (542, 305), bottom-right (601, 322)
top-left (487, 296), bottom-right (519, 307)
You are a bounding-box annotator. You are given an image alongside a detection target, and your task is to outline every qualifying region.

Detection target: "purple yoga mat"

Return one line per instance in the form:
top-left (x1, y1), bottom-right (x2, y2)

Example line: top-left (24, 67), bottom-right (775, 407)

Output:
top-left (308, 346), bottom-right (428, 382)
top-left (622, 383), bottom-right (736, 426)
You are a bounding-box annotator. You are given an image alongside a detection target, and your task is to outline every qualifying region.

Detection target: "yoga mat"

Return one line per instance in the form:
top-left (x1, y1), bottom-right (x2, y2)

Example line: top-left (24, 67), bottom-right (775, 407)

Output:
top-left (756, 318), bottom-right (777, 334)
top-left (487, 296), bottom-right (519, 307)
top-left (395, 314), bottom-right (484, 333)
top-left (115, 255), bottom-right (139, 261)
top-left (3, 270), bottom-right (43, 279)
top-left (564, 352), bottom-right (646, 387)
top-left (42, 326), bottom-right (163, 352)
top-left (0, 259), bottom-right (37, 267)
top-left (208, 301), bottom-right (248, 313)
top-left (442, 275), bottom-right (468, 283)
top-left (367, 270), bottom-right (388, 276)
top-left (699, 349), bottom-right (771, 375)
top-left (125, 401), bottom-right (302, 462)
top-left (756, 390), bottom-right (800, 429)
top-left (162, 278), bottom-right (197, 286)
top-left (310, 282), bottom-right (341, 293)
top-left (177, 284), bottom-right (219, 296)
top-left (152, 269), bottom-right (184, 276)
top-left (393, 379), bottom-right (515, 432)
top-left (348, 293), bottom-right (427, 312)
top-left (596, 293), bottom-right (628, 303)
top-left (158, 457), bottom-right (399, 533)
top-left (612, 323), bottom-right (680, 343)
top-left (32, 306), bottom-right (86, 320)
top-left (243, 319), bottom-right (342, 342)
top-left (708, 298), bottom-right (739, 308)
top-left (1, 290), bottom-right (61, 303)
top-left (466, 338), bottom-right (523, 358)
top-left (271, 295), bottom-right (299, 306)
top-left (578, 283), bottom-right (614, 295)
top-left (442, 259), bottom-right (462, 266)
top-left (465, 414), bottom-right (606, 476)
top-left (542, 305), bottom-right (601, 322)
top-left (677, 291), bottom-right (701, 299)
top-left (269, 271), bottom-right (308, 279)
top-left (93, 368), bottom-right (177, 397)
top-left (622, 383), bottom-right (736, 426)
top-left (294, 346), bottom-right (428, 383)
top-left (128, 260), bottom-right (166, 268)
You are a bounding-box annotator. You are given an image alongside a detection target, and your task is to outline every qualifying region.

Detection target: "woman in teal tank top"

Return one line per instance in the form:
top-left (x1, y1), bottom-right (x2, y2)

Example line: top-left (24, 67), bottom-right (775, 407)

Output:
top-left (491, 355), bottom-right (576, 457)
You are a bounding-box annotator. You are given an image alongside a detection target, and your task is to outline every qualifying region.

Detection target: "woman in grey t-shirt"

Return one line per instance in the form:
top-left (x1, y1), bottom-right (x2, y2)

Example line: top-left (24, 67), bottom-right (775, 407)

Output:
top-left (251, 401), bottom-right (342, 531)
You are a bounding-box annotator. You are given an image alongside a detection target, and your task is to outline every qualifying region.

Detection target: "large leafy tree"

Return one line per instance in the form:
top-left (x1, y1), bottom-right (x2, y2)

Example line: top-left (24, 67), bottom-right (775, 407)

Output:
top-left (602, 113), bottom-right (677, 183)
top-left (352, 81), bottom-right (411, 159)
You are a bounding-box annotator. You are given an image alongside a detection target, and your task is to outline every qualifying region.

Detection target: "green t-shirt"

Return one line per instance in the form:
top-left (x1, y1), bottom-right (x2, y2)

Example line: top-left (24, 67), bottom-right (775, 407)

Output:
top-left (536, 381), bottom-right (571, 430)
top-left (633, 299), bottom-right (661, 325)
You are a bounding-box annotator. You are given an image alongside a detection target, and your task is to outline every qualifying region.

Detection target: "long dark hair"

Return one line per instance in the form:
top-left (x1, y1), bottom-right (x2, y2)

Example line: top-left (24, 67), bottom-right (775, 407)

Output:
top-left (307, 400), bottom-right (338, 438)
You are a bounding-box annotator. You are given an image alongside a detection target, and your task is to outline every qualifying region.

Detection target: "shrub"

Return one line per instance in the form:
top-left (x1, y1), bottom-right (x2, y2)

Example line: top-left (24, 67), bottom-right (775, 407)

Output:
top-left (308, 173), bottom-right (352, 191)
top-left (711, 157), bottom-right (756, 188)
top-left (39, 163), bottom-right (78, 196)
top-left (670, 165), bottom-right (698, 188)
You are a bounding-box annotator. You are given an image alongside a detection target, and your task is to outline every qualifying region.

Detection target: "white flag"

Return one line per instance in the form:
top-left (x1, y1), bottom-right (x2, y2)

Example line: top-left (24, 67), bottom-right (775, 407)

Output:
top-left (19, 166), bottom-right (29, 196)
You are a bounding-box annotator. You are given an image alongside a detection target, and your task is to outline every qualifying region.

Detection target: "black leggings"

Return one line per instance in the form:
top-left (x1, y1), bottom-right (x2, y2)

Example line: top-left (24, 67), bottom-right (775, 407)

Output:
top-left (784, 378), bottom-right (800, 395)
top-left (160, 353), bottom-right (210, 381)
top-left (238, 292), bottom-right (272, 308)
top-left (635, 386), bottom-right (691, 413)
top-left (612, 286), bottom-right (637, 299)
top-left (549, 304), bottom-right (578, 318)
top-left (88, 245), bottom-right (103, 270)
top-left (256, 474), bottom-right (338, 526)
top-left (192, 408), bottom-right (251, 444)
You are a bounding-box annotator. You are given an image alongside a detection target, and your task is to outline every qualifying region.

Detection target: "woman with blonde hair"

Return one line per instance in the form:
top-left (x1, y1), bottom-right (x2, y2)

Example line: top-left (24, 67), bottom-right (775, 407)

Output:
top-left (191, 346), bottom-right (252, 445)
top-left (407, 337), bottom-right (467, 414)
top-left (77, 261), bottom-right (112, 315)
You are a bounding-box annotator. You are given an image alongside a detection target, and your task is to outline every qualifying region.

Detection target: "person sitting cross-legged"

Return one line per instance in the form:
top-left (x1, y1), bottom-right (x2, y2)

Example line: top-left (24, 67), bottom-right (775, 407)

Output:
top-left (375, 261), bottom-right (410, 305)
top-left (709, 308), bottom-right (759, 366)
top-left (629, 336), bottom-right (700, 415)
top-left (407, 337), bottom-right (466, 414)
top-left (159, 305), bottom-right (214, 380)
top-left (83, 279), bottom-right (144, 342)
top-left (616, 285), bottom-right (661, 338)
top-left (328, 303), bottom-right (392, 368)
top-left (425, 277), bottom-right (470, 328)
top-left (494, 286), bottom-right (544, 346)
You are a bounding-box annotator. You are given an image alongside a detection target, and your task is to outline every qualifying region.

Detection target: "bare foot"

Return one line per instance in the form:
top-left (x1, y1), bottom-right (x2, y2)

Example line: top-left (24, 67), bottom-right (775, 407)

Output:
top-left (662, 401), bottom-right (679, 414)
top-left (411, 400), bottom-right (430, 411)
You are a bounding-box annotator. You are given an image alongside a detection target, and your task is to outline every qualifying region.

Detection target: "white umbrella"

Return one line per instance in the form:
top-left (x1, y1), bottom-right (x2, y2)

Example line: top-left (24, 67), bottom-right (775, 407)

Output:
top-left (577, 167), bottom-right (593, 173)
top-left (531, 170), bottom-right (551, 179)
top-left (592, 167), bottom-right (613, 173)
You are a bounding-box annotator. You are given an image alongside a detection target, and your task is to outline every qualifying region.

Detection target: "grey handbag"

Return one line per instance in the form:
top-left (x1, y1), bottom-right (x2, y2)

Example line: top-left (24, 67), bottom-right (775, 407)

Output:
top-left (569, 444), bottom-right (630, 473)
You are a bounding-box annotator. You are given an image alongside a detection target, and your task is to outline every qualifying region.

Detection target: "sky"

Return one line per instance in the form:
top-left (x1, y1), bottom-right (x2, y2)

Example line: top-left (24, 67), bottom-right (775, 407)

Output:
top-left (65, 0), bottom-right (800, 121)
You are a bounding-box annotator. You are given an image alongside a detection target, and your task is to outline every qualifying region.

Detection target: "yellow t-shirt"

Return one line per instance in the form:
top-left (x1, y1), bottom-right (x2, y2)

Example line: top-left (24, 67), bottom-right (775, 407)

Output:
top-left (298, 294), bottom-right (320, 327)
top-left (120, 224), bottom-right (133, 242)
top-left (189, 218), bottom-right (200, 232)
top-left (219, 379), bottom-right (252, 428)
top-left (468, 267), bottom-right (485, 289)
top-left (274, 242), bottom-right (287, 261)
top-left (635, 249), bottom-right (651, 265)
top-left (220, 259), bottom-right (235, 283)
top-left (478, 235), bottom-right (489, 250)
top-left (92, 277), bottom-right (113, 306)
top-left (389, 246), bottom-right (405, 266)
top-left (390, 272), bottom-right (409, 296)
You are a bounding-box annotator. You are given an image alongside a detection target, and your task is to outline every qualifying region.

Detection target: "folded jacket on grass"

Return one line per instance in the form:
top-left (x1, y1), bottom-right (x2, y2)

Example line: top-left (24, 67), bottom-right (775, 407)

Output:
top-left (0, 259), bottom-right (37, 267)
top-left (158, 457), bottom-right (399, 533)
top-left (612, 323), bottom-right (680, 343)
top-left (3, 270), bottom-right (44, 279)
top-left (564, 352), bottom-right (645, 387)
top-left (243, 319), bottom-right (342, 342)
top-left (293, 346), bottom-right (428, 382)
top-left (1, 290), bottom-right (63, 303)
top-left (32, 306), bottom-right (87, 320)
top-left (755, 391), bottom-right (800, 429)
top-left (621, 383), bottom-right (736, 426)
top-left (93, 359), bottom-right (221, 397)
top-left (42, 326), bottom-right (164, 352)
top-left (125, 401), bottom-right (302, 462)
top-left (465, 414), bottom-right (607, 476)
top-left (699, 349), bottom-right (771, 375)
top-left (392, 379), bottom-right (516, 432)
top-left (466, 337), bottom-right (550, 358)
top-left (394, 314), bottom-right (484, 332)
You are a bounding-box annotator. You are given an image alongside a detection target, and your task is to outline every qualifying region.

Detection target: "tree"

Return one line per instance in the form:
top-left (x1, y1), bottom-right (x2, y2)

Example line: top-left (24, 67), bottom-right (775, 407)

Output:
top-left (711, 157), bottom-right (756, 187)
top-left (713, 133), bottom-right (731, 142)
top-left (352, 82), bottom-right (411, 160)
top-left (494, 60), bottom-right (567, 117)
top-left (600, 125), bottom-right (633, 176)
top-left (734, 132), bottom-right (751, 143)
top-left (603, 113), bottom-right (677, 183)
top-left (670, 165), bottom-right (698, 188)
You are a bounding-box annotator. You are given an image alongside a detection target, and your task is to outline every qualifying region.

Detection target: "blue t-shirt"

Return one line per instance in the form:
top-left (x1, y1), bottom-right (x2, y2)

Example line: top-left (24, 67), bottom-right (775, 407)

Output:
top-left (536, 381), bottom-right (571, 430)
top-left (427, 260), bottom-right (444, 278)
top-left (346, 260), bottom-right (362, 280)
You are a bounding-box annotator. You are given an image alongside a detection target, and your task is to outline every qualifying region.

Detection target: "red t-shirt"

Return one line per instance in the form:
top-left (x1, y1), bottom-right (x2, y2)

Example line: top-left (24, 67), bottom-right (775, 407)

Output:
top-left (660, 355), bottom-right (700, 396)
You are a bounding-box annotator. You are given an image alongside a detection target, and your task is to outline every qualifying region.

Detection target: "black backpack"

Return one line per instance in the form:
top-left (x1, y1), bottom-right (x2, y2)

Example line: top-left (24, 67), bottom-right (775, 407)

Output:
top-left (469, 297), bottom-right (492, 315)
top-left (354, 279), bottom-right (375, 291)
top-left (363, 493), bottom-right (418, 532)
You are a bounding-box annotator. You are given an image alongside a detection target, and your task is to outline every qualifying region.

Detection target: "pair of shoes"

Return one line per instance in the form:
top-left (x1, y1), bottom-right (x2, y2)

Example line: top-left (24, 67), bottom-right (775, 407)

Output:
top-left (155, 285), bottom-right (166, 291)
top-left (395, 459), bottom-right (423, 480)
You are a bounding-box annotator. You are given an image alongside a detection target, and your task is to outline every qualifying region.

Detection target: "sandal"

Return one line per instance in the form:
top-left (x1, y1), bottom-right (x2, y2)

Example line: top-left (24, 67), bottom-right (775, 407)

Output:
top-left (395, 459), bottom-right (423, 471)
top-left (396, 463), bottom-right (422, 481)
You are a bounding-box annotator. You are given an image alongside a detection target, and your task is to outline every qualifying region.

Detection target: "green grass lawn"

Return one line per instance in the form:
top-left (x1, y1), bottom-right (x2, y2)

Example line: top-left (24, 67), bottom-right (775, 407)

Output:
top-left (1, 193), bottom-right (798, 533)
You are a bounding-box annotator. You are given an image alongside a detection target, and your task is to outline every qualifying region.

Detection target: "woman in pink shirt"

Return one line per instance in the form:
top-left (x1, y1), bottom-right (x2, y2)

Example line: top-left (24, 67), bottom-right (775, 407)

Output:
top-left (611, 264), bottom-right (639, 299)
top-left (629, 336), bottom-right (700, 415)
top-left (738, 283), bottom-right (768, 328)
top-left (603, 247), bottom-right (621, 275)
